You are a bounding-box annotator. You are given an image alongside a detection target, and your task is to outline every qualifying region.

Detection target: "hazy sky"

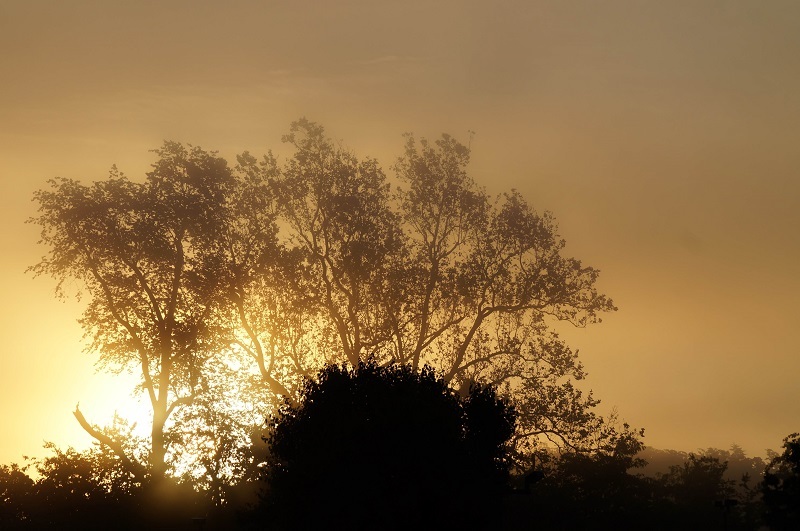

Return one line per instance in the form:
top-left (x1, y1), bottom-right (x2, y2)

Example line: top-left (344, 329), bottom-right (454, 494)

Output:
top-left (2, 0), bottom-right (799, 465)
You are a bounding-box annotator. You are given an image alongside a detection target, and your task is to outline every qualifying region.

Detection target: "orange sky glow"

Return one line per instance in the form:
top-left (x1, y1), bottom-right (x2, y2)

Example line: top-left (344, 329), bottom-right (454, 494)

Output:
top-left (1, 0), bottom-right (799, 465)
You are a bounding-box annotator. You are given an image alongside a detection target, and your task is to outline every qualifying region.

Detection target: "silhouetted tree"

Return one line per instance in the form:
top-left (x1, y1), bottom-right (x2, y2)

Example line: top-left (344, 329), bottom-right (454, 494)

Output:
top-left (30, 119), bottom-right (624, 493)
top-left (255, 120), bottom-right (626, 463)
top-left (637, 445), bottom-right (765, 529)
top-left (28, 143), bottom-right (249, 479)
top-left (656, 454), bottom-right (737, 529)
top-left (762, 432), bottom-right (800, 529)
top-left (0, 462), bottom-right (34, 528)
top-left (508, 424), bottom-right (650, 529)
top-left (28, 142), bottom-right (300, 487)
top-left (263, 360), bottom-right (516, 530)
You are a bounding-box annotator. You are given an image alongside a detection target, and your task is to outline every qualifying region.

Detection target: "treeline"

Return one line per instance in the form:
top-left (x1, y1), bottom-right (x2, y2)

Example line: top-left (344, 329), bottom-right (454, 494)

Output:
top-left (514, 440), bottom-right (798, 530)
top-left (1, 375), bottom-right (798, 529)
top-left (1, 431), bottom-right (798, 530)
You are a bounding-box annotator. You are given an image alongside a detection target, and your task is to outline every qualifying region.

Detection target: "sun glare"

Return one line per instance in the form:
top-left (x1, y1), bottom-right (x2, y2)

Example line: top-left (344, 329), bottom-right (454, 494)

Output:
top-left (77, 371), bottom-right (152, 441)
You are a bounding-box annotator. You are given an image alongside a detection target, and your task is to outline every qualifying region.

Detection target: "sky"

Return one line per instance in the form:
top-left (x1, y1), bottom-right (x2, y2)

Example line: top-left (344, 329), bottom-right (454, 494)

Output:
top-left (1, 0), bottom-right (799, 465)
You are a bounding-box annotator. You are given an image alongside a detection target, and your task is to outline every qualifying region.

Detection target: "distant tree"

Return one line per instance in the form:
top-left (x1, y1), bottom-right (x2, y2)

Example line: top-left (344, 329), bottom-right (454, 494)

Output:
top-left (700, 445), bottom-right (766, 490)
top-left (658, 454), bottom-right (737, 529)
top-left (762, 432), bottom-right (800, 529)
top-left (165, 383), bottom-right (264, 507)
top-left (637, 447), bottom-right (691, 477)
top-left (263, 360), bottom-right (516, 530)
top-left (640, 445), bottom-right (766, 497)
top-left (509, 423), bottom-right (649, 529)
top-left (637, 445), bottom-right (765, 529)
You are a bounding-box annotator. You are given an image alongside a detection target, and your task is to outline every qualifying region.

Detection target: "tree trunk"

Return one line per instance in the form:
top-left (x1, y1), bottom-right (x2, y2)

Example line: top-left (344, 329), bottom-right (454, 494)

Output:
top-left (150, 350), bottom-right (172, 479)
top-left (150, 406), bottom-right (167, 479)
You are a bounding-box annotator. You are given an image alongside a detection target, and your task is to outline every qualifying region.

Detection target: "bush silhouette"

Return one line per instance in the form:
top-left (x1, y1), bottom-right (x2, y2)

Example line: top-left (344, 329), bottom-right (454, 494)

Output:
top-left (263, 360), bottom-right (515, 530)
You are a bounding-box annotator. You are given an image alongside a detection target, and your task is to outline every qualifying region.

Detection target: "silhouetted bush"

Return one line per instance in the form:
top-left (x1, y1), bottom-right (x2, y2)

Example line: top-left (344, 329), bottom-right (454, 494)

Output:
top-left (0, 444), bottom-right (218, 530)
top-left (262, 360), bottom-right (516, 530)
top-left (0, 463), bottom-right (34, 528)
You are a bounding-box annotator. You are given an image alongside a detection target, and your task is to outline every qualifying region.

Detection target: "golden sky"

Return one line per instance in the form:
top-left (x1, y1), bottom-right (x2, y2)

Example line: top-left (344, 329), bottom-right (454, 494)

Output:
top-left (2, 0), bottom-right (799, 464)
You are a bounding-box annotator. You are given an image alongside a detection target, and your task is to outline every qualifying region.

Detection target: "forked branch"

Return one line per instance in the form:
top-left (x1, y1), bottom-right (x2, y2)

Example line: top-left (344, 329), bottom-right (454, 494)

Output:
top-left (73, 404), bottom-right (147, 480)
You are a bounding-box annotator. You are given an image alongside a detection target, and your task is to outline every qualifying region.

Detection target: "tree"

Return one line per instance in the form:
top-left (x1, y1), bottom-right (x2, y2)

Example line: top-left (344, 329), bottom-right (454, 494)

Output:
top-left (30, 119), bottom-right (625, 491)
top-left (29, 142), bottom-right (244, 479)
top-left (656, 454), bottom-right (737, 529)
top-left (508, 423), bottom-right (649, 529)
top-left (763, 432), bottom-right (800, 529)
top-left (266, 120), bottom-right (622, 462)
top-left (263, 360), bottom-right (516, 530)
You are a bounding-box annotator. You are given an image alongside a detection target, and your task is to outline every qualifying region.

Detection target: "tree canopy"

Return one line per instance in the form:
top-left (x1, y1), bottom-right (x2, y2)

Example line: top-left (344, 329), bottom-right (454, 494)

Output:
top-left (29, 119), bottom-right (623, 486)
top-left (30, 142), bottom-right (260, 480)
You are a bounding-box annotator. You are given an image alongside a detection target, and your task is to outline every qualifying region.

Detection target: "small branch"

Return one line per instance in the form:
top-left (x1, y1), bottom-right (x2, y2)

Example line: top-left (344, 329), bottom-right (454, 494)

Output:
top-left (165, 395), bottom-right (194, 421)
top-left (73, 404), bottom-right (146, 479)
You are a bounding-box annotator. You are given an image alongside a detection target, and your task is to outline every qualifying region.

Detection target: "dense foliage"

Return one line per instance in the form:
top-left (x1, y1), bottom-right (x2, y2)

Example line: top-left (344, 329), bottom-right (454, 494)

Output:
top-left (263, 360), bottom-right (515, 530)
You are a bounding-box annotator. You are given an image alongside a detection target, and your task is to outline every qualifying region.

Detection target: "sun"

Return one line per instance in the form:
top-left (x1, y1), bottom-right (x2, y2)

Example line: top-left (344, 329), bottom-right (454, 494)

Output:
top-left (73, 371), bottom-right (153, 443)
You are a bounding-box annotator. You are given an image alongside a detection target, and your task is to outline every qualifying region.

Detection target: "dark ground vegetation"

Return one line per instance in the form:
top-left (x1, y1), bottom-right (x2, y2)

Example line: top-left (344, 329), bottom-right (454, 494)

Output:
top-left (2, 365), bottom-right (797, 530)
